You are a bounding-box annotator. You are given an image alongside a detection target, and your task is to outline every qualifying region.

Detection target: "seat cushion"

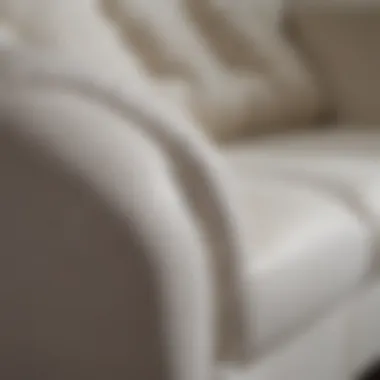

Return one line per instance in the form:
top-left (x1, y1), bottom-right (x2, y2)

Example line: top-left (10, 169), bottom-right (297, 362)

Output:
top-left (224, 129), bottom-right (380, 264)
top-left (228, 175), bottom-right (370, 353)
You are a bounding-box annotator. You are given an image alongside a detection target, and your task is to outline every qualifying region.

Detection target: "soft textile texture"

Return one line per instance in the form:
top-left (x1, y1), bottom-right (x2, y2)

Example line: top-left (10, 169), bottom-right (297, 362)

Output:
top-left (0, 47), bottom-right (252, 363)
top-left (290, 1), bottom-right (380, 126)
top-left (0, 0), bottom-right (321, 139)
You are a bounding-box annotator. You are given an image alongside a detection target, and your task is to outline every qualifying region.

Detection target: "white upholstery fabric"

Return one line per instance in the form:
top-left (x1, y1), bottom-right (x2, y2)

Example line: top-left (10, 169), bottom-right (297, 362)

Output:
top-left (1, 121), bottom-right (181, 380)
top-left (229, 308), bottom-right (349, 380)
top-left (0, 48), bottom-right (261, 378)
top-left (223, 129), bottom-right (380, 374)
top-left (229, 175), bottom-right (370, 353)
top-left (224, 130), bottom-right (380, 265)
top-left (0, 87), bottom-right (215, 380)
top-left (220, 278), bottom-right (380, 380)
top-left (0, 0), bottom-right (321, 140)
top-left (1, 2), bottom-right (380, 379)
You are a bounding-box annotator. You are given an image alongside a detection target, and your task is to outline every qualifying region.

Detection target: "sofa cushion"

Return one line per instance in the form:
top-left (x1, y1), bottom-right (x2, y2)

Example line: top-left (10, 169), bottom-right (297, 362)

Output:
top-left (224, 129), bottom-right (380, 270)
top-left (227, 175), bottom-right (370, 353)
top-left (289, 1), bottom-right (380, 126)
top-left (0, 0), bottom-right (321, 140)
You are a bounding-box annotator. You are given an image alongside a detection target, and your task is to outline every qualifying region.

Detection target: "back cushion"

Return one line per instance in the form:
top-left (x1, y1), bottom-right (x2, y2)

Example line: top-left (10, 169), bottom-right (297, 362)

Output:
top-left (0, 0), bottom-right (321, 140)
top-left (290, 0), bottom-right (380, 126)
top-left (101, 0), bottom-right (322, 139)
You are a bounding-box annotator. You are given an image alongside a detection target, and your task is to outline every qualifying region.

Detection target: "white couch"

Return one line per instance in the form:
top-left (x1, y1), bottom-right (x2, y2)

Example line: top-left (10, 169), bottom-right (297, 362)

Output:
top-left (0, 1), bottom-right (379, 379)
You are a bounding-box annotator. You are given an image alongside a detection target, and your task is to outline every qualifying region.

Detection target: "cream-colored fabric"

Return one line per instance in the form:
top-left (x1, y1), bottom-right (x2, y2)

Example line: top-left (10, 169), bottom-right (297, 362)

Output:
top-left (229, 308), bottom-right (350, 380)
top-left (224, 129), bottom-right (380, 268)
top-left (1, 122), bottom-right (178, 380)
top-left (0, 48), bottom-right (254, 377)
top-left (229, 176), bottom-right (370, 353)
top-left (289, 1), bottom-right (380, 126)
top-left (0, 0), bottom-right (321, 139)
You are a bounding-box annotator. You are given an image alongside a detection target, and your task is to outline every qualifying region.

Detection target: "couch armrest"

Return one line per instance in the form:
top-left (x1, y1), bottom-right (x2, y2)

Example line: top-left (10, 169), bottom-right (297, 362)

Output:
top-left (0, 83), bottom-right (216, 379)
top-left (288, 0), bottom-right (380, 126)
